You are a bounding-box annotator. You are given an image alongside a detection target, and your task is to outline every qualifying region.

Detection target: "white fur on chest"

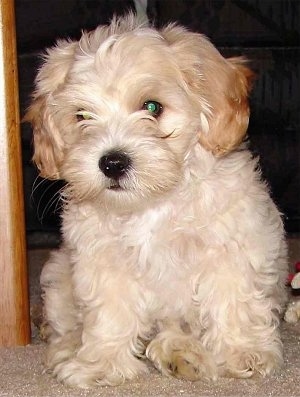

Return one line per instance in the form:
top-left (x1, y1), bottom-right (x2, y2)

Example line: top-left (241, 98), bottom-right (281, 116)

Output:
top-left (63, 201), bottom-right (194, 317)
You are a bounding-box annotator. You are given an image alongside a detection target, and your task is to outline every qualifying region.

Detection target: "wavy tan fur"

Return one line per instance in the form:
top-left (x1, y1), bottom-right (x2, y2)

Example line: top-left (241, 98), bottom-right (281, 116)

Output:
top-left (27, 14), bottom-right (288, 388)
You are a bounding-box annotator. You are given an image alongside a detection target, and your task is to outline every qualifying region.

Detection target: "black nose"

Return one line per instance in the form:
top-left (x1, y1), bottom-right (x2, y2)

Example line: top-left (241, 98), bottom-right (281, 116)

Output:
top-left (99, 151), bottom-right (131, 179)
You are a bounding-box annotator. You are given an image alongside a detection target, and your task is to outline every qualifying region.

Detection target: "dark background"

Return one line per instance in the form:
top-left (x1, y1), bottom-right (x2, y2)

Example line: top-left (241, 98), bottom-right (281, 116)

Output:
top-left (15, 0), bottom-right (300, 247)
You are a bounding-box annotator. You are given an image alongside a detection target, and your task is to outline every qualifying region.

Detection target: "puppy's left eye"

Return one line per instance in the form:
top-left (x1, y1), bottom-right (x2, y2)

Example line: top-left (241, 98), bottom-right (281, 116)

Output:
top-left (76, 110), bottom-right (94, 122)
top-left (142, 101), bottom-right (163, 117)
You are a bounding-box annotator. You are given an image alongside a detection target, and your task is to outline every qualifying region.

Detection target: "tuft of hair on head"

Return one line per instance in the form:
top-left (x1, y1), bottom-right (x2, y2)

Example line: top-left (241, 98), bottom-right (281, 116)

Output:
top-left (108, 11), bottom-right (149, 35)
top-left (78, 12), bottom-right (149, 57)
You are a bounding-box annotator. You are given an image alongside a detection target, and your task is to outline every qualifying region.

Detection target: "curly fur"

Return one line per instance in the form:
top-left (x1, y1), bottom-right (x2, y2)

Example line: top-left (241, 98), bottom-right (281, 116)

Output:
top-left (27, 14), bottom-right (288, 388)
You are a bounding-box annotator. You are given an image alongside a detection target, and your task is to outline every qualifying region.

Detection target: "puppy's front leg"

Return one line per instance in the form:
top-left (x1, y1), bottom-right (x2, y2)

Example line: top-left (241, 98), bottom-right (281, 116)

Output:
top-left (146, 327), bottom-right (218, 381)
top-left (53, 271), bottom-right (149, 388)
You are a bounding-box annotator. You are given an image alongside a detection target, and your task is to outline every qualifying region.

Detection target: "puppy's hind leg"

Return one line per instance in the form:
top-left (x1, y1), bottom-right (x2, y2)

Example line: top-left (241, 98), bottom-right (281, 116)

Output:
top-left (146, 325), bottom-right (218, 381)
top-left (41, 248), bottom-right (80, 370)
top-left (198, 269), bottom-right (285, 378)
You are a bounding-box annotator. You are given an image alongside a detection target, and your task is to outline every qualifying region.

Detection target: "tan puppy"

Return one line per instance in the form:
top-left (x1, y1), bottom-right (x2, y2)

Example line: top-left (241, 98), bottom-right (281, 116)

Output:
top-left (27, 14), bottom-right (288, 388)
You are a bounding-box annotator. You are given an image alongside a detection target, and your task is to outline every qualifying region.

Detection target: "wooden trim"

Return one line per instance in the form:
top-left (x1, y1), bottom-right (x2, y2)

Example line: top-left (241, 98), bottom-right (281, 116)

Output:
top-left (0, 0), bottom-right (30, 346)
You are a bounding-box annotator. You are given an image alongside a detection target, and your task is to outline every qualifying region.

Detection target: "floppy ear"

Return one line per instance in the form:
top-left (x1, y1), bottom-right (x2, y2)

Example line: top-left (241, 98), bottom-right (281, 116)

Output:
top-left (25, 39), bottom-right (77, 179)
top-left (197, 56), bottom-right (254, 156)
top-left (162, 26), bottom-right (254, 156)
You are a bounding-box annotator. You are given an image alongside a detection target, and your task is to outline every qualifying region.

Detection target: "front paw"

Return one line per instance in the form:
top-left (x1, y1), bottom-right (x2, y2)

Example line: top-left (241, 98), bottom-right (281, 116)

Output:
top-left (52, 355), bottom-right (147, 388)
top-left (224, 350), bottom-right (283, 379)
top-left (146, 334), bottom-right (218, 381)
top-left (53, 358), bottom-right (103, 388)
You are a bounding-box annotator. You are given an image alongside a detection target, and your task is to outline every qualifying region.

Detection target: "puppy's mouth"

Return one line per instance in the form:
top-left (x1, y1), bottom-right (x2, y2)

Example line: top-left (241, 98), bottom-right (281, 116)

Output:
top-left (107, 181), bottom-right (124, 191)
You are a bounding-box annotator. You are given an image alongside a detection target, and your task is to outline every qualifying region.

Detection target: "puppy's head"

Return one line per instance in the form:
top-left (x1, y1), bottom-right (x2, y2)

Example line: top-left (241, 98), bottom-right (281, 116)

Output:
top-left (27, 14), bottom-right (253, 211)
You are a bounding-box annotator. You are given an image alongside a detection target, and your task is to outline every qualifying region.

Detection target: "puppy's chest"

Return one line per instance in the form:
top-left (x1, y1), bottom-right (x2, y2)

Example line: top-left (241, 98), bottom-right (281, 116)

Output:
top-left (109, 213), bottom-right (180, 279)
top-left (67, 205), bottom-right (194, 288)
top-left (65, 205), bottom-right (201, 316)
top-left (116, 218), bottom-right (193, 311)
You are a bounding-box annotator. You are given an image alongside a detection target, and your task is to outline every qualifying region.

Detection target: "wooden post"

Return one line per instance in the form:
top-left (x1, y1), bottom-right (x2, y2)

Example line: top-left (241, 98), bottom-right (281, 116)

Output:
top-left (0, 1), bottom-right (31, 346)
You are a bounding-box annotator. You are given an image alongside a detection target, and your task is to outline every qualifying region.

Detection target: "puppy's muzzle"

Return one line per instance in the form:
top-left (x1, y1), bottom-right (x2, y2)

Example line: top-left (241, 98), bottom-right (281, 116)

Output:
top-left (99, 151), bottom-right (131, 180)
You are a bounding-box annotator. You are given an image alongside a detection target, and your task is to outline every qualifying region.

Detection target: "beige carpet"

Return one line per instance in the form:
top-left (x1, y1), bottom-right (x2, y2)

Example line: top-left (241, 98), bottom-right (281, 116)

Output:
top-left (0, 322), bottom-right (299, 397)
top-left (1, 238), bottom-right (299, 397)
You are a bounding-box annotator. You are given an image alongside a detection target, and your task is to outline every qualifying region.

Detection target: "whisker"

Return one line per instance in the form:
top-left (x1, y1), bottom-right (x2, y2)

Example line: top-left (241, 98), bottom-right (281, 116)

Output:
top-left (31, 175), bottom-right (48, 203)
top-left (39, 184), bottom-right (66, 221)
top-left (36, 183), bottom-right (58, 222)
top-left (53, 186), bottom-right (66, 214)
top-left (32, 179), bottom-right (65, 223)
top-left (31, 177), bottom-right (61, 204)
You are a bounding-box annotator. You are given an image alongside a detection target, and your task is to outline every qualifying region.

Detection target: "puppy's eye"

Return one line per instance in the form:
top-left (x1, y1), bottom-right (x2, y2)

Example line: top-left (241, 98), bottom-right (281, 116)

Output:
top-left (142, 101), bottom-right (163, 117)
top-left (76, 110), bottom-right (93, 122)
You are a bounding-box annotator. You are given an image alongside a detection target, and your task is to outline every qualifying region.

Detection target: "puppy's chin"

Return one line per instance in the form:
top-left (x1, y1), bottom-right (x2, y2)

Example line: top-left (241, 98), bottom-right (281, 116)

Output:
top-left (103, 188), bottom-right (147, 213)
top-left (81, 189), bottom-right (164, 214)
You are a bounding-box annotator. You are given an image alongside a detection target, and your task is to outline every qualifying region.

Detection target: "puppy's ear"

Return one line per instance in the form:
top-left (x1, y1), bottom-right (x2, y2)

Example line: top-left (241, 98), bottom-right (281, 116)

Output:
top-left (162, 26), bottom-right (254, 156)
top-left (25, 39), bottom-right (77, 179)
top-left (197, 56), bottom-right (254, 156)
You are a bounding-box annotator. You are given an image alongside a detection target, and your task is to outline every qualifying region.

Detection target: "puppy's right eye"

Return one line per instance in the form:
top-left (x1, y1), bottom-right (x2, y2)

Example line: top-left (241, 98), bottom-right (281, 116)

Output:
top-left (142, 101), bottom-right (163, 117)
top-left (76, 110), bottom-right (93, 122)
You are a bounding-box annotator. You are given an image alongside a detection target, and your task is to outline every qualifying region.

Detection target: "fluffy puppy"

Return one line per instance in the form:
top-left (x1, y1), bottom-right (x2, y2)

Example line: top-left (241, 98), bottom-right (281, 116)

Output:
top-left (27, 14), bottom-right (288, 388)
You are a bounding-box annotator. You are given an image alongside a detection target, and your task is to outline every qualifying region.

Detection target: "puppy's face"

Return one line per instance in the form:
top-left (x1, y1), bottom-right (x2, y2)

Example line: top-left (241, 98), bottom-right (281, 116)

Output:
top-left (27, 15), bottom-right (253, 211)
top-left (51, 34), bottom-right (198, 210)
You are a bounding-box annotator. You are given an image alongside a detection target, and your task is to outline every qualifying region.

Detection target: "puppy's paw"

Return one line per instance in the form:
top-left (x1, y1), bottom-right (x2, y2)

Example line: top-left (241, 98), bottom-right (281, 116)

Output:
top-left (52, 355), bottom-right (147, 388)
top-left (223, 350), bottom-right (283, 379)
top-left (166, 349), bottom-right (217, 381)
top-left (53, 358), bottom-right (101, 388)
top-left (146, 332), bottom-right (217, 381)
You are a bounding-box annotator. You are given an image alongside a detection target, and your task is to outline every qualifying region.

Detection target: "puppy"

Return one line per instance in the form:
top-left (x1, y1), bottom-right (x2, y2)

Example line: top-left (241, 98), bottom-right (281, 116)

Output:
top-left (27, 14), bottom-right (288, 388)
